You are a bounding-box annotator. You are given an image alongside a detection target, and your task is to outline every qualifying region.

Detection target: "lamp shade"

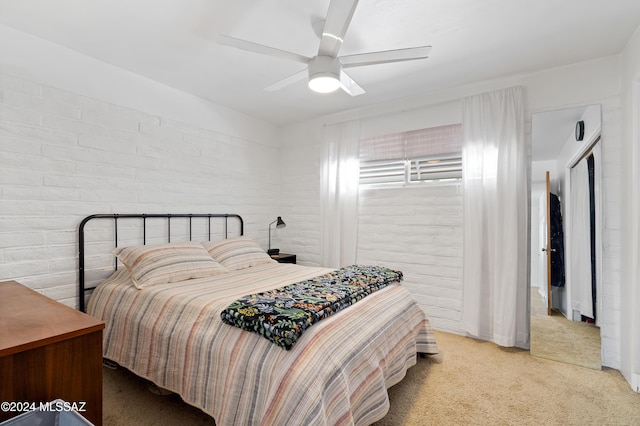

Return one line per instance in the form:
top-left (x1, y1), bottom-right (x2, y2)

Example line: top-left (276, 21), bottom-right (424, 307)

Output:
top-left (275, 216), bottom-right (286, 229)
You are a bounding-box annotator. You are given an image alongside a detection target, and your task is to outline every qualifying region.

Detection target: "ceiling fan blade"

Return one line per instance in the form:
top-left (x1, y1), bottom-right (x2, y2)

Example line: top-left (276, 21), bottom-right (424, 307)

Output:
top-left (339, 70), bottom-right (365, 96)
top-left (264, 69), bottom-right (308, 92)
top-left (318, 0), bottom-right (359, 57)
top-left (218, 34), bottom-right (310, 64)
top-left (340, 46), bottom-right (431, 68)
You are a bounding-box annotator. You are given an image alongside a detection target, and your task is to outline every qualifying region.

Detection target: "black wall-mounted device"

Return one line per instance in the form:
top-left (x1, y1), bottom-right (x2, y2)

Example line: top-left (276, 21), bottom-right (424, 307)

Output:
top-left (575, 120), bottom-right (585, 141)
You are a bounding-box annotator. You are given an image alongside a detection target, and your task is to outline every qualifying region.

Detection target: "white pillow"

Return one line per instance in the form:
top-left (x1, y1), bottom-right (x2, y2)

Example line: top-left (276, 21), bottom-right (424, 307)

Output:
top-left (113, 241), bottom-right (228, 289)
top-left (202, 237), bottom-right (275, 271)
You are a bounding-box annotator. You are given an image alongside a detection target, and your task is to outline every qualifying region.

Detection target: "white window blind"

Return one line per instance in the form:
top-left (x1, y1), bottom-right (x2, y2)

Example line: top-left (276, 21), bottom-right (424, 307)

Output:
top-left (359, 124), bottom-right (462, 186)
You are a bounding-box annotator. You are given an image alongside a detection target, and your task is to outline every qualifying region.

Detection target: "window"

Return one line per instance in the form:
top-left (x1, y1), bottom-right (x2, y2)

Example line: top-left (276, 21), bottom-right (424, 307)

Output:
top-left (359, 124), bottom-right (462, 186)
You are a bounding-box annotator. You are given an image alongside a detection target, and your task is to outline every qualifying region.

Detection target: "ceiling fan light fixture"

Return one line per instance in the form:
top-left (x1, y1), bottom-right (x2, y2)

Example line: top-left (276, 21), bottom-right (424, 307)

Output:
top-left (308, 73), bottom-right (340, 93)
top-left (308, 55), bottom-right (341, 93)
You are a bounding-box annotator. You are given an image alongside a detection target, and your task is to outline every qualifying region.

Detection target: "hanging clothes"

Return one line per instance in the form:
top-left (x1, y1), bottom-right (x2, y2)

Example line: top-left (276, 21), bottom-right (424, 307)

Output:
top-left (549, 193), bottom-right (566, 287)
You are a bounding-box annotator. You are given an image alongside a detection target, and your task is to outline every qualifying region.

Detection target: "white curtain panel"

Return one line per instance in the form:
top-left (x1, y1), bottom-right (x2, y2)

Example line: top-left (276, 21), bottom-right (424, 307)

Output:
top-left (570, 156), bottom-right (594, 319)
top-left (319, 120), bottom-right (361, 268)
top-left (461, 86), bottom-right (529, 348)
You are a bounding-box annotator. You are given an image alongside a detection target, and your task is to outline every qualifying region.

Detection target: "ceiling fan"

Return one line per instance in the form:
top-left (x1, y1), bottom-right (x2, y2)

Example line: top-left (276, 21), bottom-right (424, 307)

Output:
top-left (217, 0), bottom-right (431, 96)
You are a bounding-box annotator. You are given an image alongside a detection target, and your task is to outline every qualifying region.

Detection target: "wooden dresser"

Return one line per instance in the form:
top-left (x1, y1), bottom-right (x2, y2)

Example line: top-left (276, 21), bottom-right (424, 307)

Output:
top-left (0, 280), bottom-right (104, 425)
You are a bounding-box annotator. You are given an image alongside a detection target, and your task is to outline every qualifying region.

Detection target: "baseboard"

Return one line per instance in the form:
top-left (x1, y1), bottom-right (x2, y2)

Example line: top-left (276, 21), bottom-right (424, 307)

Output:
top-left (632, 373), bottom-right (640, 393)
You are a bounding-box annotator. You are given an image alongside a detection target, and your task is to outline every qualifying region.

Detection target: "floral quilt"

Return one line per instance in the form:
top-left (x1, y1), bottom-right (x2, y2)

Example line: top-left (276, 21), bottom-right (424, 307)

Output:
top-left (220, 264), bottom-right (403, 350)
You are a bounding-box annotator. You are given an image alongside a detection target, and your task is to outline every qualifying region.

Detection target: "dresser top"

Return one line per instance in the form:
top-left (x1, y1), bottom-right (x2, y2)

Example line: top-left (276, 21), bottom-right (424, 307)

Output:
top-left (0, 280), bottom-right (104, 357)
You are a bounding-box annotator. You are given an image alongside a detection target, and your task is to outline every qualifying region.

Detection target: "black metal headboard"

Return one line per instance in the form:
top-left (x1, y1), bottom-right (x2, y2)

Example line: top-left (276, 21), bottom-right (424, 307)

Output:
top-left (78, 213), bottom-right (244, 312)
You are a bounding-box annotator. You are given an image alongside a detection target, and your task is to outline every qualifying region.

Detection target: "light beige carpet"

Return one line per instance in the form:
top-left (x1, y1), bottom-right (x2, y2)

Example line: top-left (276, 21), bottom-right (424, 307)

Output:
top-left (103, 330), bottom-right (640, 425)
top-left (530, 287), bottom-right (601, 369)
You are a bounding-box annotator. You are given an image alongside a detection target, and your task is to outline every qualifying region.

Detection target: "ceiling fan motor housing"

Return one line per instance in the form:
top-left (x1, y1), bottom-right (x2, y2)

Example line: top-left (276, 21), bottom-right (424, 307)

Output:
top-left (308, 56), bottom-right (341, 92)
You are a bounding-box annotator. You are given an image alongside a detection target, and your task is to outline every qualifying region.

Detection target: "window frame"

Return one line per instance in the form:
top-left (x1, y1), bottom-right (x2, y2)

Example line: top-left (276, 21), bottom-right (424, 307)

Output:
top-left (358, 124), bottom-right (463, 188)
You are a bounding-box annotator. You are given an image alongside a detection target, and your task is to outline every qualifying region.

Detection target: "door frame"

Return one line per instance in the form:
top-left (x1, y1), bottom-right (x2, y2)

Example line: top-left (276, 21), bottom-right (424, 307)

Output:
top-left (565, 136), bottom-right (603, 324)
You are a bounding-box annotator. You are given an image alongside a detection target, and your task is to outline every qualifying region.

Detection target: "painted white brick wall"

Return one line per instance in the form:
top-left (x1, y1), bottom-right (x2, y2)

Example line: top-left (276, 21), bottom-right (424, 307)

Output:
top-left (0, 72), bottom-right (282, 307)
top-left (279, 139), bottom-right (322, 265)
top-left (357, 184), bottom-right (463, 333)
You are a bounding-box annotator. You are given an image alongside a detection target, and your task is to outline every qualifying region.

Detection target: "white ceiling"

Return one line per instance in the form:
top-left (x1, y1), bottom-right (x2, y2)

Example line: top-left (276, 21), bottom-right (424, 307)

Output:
top-left (0, 0), bottom-right (639, 132)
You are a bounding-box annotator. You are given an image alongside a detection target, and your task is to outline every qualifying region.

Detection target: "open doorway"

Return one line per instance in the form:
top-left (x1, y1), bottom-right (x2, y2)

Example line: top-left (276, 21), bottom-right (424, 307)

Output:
top-left (529, 105), bottom-right (602, 369)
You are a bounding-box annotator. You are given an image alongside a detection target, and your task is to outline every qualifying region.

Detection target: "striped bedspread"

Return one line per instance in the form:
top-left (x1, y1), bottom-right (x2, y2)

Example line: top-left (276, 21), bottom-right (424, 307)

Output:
top-left (87, 262), bottom-right (438, 425)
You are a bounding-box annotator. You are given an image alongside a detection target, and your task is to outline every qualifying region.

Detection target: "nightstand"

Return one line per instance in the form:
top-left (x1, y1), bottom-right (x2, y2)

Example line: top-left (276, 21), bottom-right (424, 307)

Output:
top-left (0, 281), bottom-right (104, 425)
top-left (270, 253), bottom-right (297, 264)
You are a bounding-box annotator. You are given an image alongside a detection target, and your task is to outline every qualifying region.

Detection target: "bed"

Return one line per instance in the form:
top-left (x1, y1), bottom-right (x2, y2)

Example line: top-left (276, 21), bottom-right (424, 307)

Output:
top-left (79, 213), bottom-right (439, 425)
